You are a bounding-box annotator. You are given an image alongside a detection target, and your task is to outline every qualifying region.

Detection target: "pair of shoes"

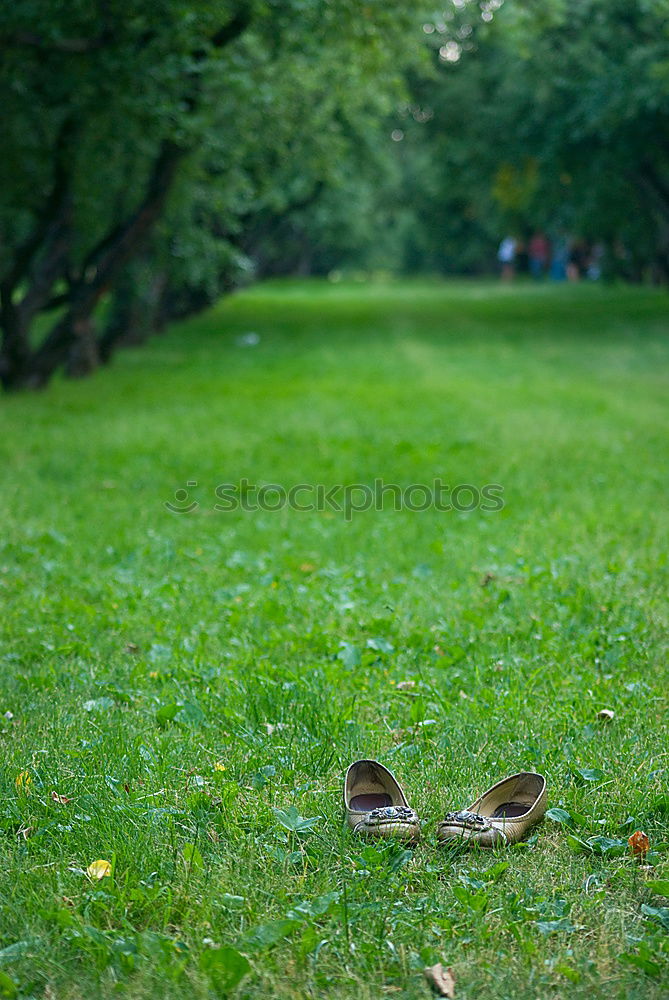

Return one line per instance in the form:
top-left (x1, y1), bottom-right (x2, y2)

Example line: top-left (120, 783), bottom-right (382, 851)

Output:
top-left (344, 760), bottom-right (547, 848)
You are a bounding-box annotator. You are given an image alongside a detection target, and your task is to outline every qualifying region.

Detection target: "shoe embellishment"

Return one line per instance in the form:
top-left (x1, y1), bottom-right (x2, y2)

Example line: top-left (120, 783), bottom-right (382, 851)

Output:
top-left (442, 810), bottom-right (492, 831)
top-left (368, 805), bottom-right (416, 822)
top-left (356, 805), bottom-right (417, 831)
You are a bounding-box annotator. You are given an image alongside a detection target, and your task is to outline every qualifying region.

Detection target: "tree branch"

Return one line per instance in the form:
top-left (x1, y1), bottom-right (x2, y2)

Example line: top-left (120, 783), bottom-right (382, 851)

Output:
top-left (210, 5), bottom-right (253, 49)
top-left (7, 30), bottom-right (112, 53)
top-left (80, 140), bottom-right (184, 296)
top-left (1, 116), bottom-right (76, 295)
top-left (80, 4), bottom-right (255, 295)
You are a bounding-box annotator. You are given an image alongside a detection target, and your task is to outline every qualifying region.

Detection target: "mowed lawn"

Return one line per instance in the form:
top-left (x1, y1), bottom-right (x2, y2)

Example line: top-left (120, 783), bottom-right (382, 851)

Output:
top-left (1, 279), bottom-right (668, 999)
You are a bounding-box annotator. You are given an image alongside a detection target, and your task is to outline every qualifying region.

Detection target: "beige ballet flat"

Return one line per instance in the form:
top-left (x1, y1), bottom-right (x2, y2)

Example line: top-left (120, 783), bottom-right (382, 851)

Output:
top-left (437, 771), bottom-right (547, 847)
top-left (344, 759), bottom-right (420, 842)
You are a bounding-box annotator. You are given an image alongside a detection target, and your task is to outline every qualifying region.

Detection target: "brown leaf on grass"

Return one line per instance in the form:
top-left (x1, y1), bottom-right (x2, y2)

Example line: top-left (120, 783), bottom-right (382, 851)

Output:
top-left (124, 642), bottom-right (139, 654)
top-left (51, 791), bottom-right (71, 805)
top-left (628, 830), bottom-right (650, 858)
top-left (18, 825), bottom-right (35, 840)
top-left (596, 708), bottom-right (615, 722)
top-left (424, 963), bottom-right (456, 998)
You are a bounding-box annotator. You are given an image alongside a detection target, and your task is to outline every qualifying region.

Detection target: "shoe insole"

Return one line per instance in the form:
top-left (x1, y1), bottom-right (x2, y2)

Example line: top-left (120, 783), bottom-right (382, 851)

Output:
top-left (350, 793), bottom-right (392, 811)
top-left (493, 801), bottom-right (529, 818)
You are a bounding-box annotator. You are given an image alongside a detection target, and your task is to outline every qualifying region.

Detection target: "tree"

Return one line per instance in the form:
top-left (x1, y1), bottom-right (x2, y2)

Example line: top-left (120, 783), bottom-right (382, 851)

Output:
top-left (0, 0), bottom-right (424, 389)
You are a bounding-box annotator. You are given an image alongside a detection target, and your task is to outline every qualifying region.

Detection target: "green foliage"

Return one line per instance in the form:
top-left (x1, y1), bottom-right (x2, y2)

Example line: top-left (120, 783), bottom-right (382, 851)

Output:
top-left (199, 945), bottom-right (250, 993)
top-left (388, 0), bottom-right (669, 277)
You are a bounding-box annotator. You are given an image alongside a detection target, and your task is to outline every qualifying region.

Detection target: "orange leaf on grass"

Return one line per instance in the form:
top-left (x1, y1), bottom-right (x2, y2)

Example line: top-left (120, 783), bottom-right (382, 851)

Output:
top-left (628, 830), bottom-right (650, 858)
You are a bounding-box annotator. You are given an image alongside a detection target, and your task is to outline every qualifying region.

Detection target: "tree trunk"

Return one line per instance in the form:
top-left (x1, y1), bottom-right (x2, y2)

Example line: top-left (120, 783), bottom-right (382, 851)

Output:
top-left (0, 295), bottom-right (32, 390)
top-left (9, 141), bottom-right (184, 388)
top-left (99, 265), bottom-right (168, 362)
top-left (65, 312), bottom-right (100, 378)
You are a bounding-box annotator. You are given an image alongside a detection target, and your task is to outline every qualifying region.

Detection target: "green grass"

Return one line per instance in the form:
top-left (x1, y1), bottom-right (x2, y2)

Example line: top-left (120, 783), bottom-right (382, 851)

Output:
top-left (1, 278), bottom-right (668, 999)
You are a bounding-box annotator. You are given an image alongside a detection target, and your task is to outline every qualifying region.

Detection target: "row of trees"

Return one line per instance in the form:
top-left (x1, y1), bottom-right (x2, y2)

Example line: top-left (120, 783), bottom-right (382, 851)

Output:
top-left (1, 0), bottom-right (668, 390)
top-left (0, 0), bottom-right (424, 388)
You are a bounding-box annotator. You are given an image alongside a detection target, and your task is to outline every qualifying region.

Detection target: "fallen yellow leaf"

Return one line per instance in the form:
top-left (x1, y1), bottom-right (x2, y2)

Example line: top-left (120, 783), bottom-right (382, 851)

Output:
top-left (15, 771), bottom-right (32, 794)
top-left (87, 859), bottom-right (112, 880)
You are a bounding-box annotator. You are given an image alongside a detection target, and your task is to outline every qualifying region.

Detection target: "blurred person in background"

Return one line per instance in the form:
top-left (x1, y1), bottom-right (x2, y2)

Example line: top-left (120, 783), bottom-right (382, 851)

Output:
top-left (567, 239), bottom-right (588, 281)
top-left (498, 235), bottom-right (517, 280)
top-left (549, 233), bottom-right (569, 280)
top-left (587, 242), bottom-right (604, 280)
top-left (529, 231), bottom-right (550, 279)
